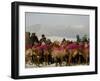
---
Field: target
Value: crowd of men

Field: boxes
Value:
[25,32,89,67]
[26,32,54,49]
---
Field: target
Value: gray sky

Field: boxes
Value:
[25,12,89,39]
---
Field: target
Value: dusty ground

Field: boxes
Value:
[25,62,88,68]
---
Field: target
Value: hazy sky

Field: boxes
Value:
[25,12,89,38]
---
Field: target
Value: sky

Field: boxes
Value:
[25,12,89,39]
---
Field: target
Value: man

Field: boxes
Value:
[25,32,32,49]
[30,33,39,46]
[40,34,46,44]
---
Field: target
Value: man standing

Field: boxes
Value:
[30,33,39,46]
[40,34,46,44]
